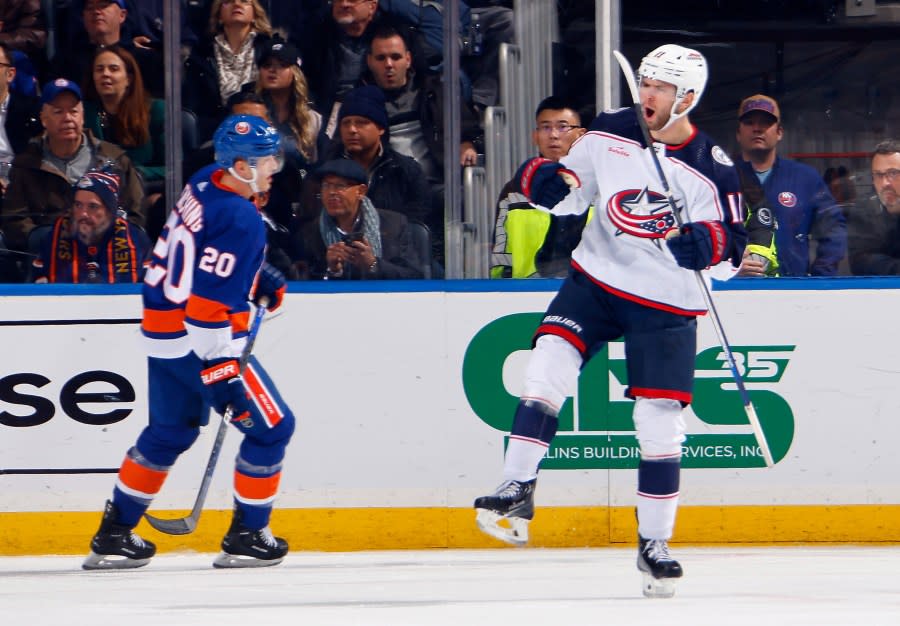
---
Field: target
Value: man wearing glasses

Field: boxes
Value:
[734,93,846,276]
[490,96,586,278]
[847,139,900,275]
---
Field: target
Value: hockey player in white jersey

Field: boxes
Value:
[474,45,747,598]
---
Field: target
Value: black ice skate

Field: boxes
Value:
[82,500,156,570]
[473,479,536,546]
[637,535,683,598]
[212,507,288,568]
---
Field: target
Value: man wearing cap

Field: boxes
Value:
[53,0,164,98]
[314,84,431,239]
[1,78,145,252]
[735,93,846,276]
[292,158,424,280]
[31,169,150,283]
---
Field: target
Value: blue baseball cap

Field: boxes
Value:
[41,78,83,106]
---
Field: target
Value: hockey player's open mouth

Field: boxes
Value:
[643,106,655,122]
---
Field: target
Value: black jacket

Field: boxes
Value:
[4,91,41,155]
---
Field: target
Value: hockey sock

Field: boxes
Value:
[113,446,171,527]
[503,399,559,481]
[233,454,283,529]
[636,457,680,539]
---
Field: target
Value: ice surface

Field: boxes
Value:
[2,546,898,626]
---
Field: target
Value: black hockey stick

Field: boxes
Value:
[143,300,269,535]
[612,50,775,468]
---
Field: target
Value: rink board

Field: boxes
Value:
[1,280,899,554]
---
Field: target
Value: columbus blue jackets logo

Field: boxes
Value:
[607,187,677,242]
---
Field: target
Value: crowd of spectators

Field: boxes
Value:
[0,1,896,283]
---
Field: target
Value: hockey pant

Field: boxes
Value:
[112,354,295,530]
[502,336,686,540]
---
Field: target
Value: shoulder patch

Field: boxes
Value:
[711,145,734,166]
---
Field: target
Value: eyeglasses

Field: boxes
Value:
[321,182,359,193]
[536,123,579,135]
[873,169,900,183]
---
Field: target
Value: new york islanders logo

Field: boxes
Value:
[607,187,677,243]
[778,191,797,207]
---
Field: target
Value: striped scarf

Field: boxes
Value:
[318,196,383,258]
[46,216,142,283]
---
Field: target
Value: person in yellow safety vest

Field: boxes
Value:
[491,96,588,278]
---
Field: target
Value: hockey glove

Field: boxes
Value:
[665,220,731,271]
[253,261,286,311]
[200,357,252,420]
[516,157,580,208]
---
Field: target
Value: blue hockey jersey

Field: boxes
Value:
[141,164,266,360]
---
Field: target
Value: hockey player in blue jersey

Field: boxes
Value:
[84,115,295,570]
[474,45,747,598]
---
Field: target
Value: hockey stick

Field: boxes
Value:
[143,300,269,535]
[612,50,775,468]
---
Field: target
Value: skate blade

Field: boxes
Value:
[212,552,284,569]
[475,509,529,546]
[82,551,151,571]
[641,572,677,598]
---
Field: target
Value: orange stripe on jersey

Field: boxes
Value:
[142,308,186,333]
[118,456,168,497]
[234,470,282,501]
[230,310,250,334]
[185,293,230,324]
[243,365,283,428]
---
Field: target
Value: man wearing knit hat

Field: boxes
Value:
[31,170,150,283]
[735,93,846,276]
[314,84,431,236]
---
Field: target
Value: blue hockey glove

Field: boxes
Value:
[200,358,252,420]
[516,157,580,207]
[253,262,285,311]
[665,220,731,270]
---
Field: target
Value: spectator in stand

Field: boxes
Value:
[252,37,325,229]
[734,94,846,276]
[490,96,587,278]
[292,158,423,280]
[458,0,514,111]
[1,78,145,251]
[31,169,149,283]
[302,0,380,137]
[182,0,274,144]
[128,0,198,55]
[0,42,41,198]
[364,21,482,265]
[53,0,164,99]
[0,1,47,60]
[83,44,166,187]
[312,85,431,237]
[847,140,900,275]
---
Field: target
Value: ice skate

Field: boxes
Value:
[82,500,156,570]
[637,535,683,598]
[473,479,536,546]
[212,507,288,568]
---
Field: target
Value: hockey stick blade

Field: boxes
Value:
[612,49,775,468]
[143,302,268,535]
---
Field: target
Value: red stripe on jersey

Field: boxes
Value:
[243,364,283,428]
[142,308,186,334]
[572,260,706,317]
[234,470,282,501]
[230,310,250,335]
[118,456,168,497]
[637,490,680,500]
[185,293,230,324]
[628,386,692,403]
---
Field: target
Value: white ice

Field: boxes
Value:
[2,546,899,626]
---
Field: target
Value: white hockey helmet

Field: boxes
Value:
[637,44,708,130]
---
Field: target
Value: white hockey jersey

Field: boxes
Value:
[549,107,745,315]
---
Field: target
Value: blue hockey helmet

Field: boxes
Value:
[213,114,282,169]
